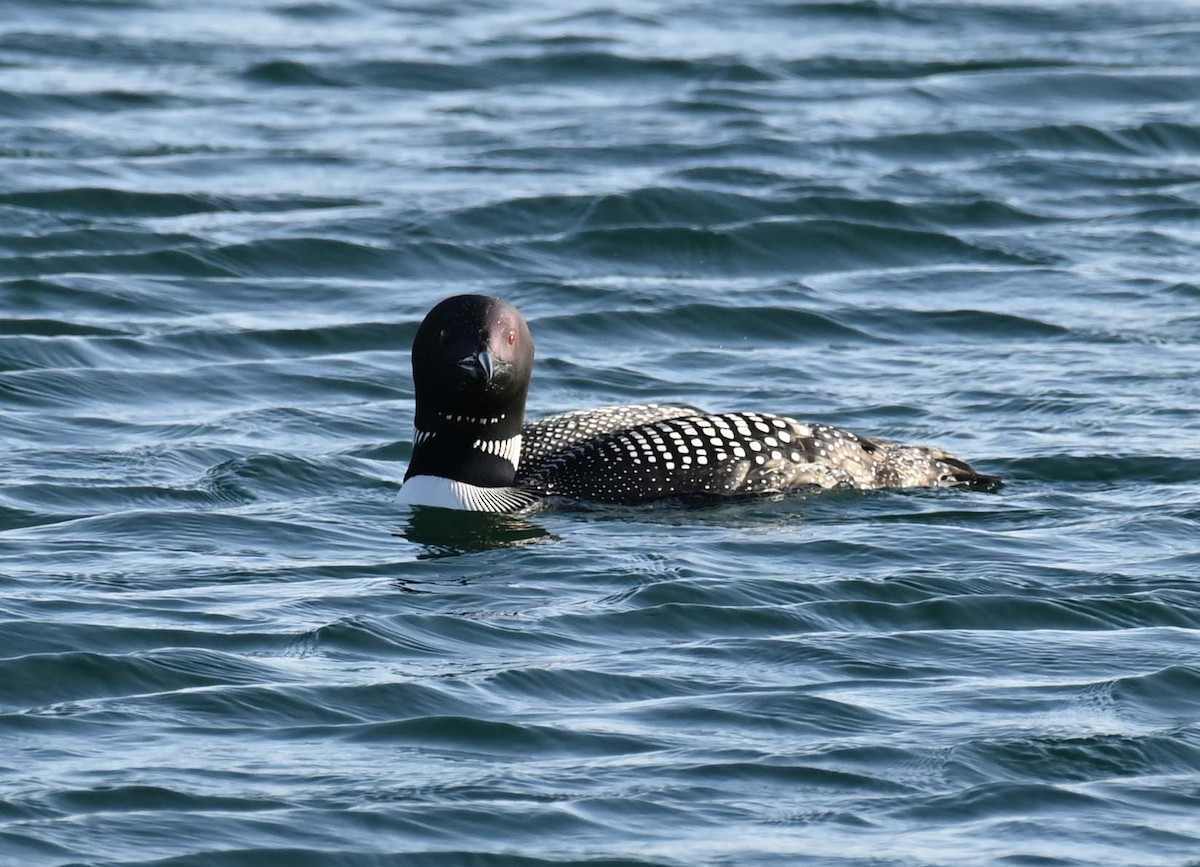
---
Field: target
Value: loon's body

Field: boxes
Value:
[398,295,998,512]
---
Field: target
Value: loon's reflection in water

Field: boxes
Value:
[397,506,555,559]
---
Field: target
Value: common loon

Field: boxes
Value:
[397,294,999,511]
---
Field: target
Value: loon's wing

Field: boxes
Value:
[518,411,999,504]
[518,403,700,473]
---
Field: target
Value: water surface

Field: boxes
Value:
[2,1,1200,865]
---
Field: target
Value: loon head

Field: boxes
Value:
[411,294,534,429]
[403,295,534,493]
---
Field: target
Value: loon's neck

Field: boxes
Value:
[399,408,535,512]
[404,406,524,487]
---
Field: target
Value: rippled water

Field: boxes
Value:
[3,1,1200,865]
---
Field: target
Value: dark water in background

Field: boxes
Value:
[2,0,1200,864]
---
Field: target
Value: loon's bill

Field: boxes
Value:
[398,294,1000,512]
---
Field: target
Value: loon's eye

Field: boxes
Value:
[507,330,516,346]
[438,329,449,345]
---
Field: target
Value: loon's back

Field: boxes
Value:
[517,406,997,505]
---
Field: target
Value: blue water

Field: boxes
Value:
[3,1,1200,865]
